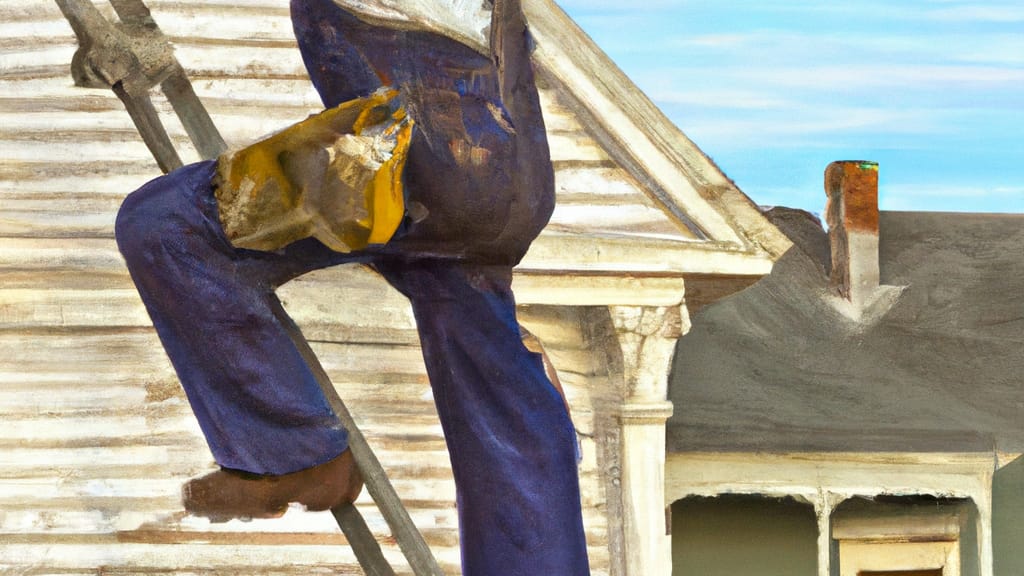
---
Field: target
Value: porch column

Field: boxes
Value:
[814,492,845,576]
[610,304,689,576]
[975,488,994,576]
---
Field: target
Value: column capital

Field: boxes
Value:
[608,305,689,402]
[609,305,688,340]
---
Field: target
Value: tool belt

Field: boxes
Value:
[213,89,413,253]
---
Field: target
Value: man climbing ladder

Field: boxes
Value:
[113,0,591,574]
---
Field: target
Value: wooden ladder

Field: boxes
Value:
[53,1,446,574]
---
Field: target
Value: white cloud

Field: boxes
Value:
[671,105,950,152]
[804,64,1023,88]
[673,29,1024,67]
[884,184,1024,199]
[925,5,1024,22]
[637,64,1024,94]
[644,89,794,110]
[947,34,1024,66]
[681,34,753,49]
[880,184,1024,212]
[555,0,690,12]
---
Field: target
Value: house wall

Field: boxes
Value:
[671,495,818,576]
[993,456,1024,576]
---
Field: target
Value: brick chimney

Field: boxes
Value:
[825,161,880,310]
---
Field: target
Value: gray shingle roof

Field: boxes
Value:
[668,209,1024,454]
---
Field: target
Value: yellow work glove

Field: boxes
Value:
[214,88,413,253]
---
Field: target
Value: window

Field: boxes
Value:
[833,498,967,576]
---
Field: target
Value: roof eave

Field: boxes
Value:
[515,234,773,307]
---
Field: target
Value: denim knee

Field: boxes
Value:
[115,161,217,271]
[116,181,167,271]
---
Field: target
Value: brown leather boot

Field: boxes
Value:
[182,449,363,522]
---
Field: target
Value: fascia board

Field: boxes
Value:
[520,232,776,276]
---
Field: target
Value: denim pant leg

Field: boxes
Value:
[378,259,591,576]
[115,160,363,475]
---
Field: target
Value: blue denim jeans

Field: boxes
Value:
[114,0,589,572]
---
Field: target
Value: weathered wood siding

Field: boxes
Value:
[0,0,698,245]
[0,0,707,573]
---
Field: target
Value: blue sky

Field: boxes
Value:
[559,1,1024,215]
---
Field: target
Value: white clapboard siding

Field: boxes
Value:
[0,0,706,255]
[0,0,685,574]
